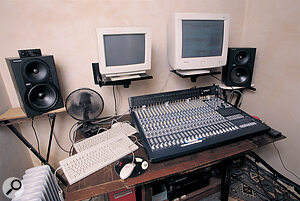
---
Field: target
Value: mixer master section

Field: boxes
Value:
[129,86,269,162]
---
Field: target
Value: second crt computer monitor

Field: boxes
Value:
[96,27,151,77]
[167,13,230,74]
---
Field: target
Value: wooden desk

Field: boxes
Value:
[65,115,285,201]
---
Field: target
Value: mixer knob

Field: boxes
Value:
[151,145,156,150]
[160,143,164,149]
[155,144,160,149]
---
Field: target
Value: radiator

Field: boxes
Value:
[12,165,63,201]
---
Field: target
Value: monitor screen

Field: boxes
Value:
[97,27,151,77]
[104,34,145,67]
[182,20,224,58]
[167,13,230,72]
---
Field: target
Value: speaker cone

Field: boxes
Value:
[24,59,50,82]
[234,50,251,65]
[27,84,58,110]
[230,66,250,85]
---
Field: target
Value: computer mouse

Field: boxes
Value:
[119,163,136,179]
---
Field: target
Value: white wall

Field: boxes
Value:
[0,0,299,185]
[240,0,300,184]
[0,0,246,168]
[0,74,33,201]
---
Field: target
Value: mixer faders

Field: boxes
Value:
[129,85,270,162]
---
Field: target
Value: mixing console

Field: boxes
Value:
[129,85,269,162]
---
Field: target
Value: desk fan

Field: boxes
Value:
[65,88,104,138]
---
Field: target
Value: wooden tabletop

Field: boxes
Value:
[65,115,286,201]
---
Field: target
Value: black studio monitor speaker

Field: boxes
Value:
[222,48,256,87]
[6,55,64,117]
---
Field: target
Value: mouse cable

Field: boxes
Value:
[54,166,64,194]
[273,142,300,181]
[128,143,136,164]
[116,85,121,113]
[210,74,222,82]
[31,117,40,155]
[159,71,172,92]
[129,135,144,148]
[93,109,130,125]
[113,85,118,115]
[229,90,243,107]
[68,121,81,144]
[47,116,69,153]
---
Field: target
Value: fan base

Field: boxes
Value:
[78,124,105,138]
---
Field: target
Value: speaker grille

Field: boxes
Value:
[23,59,50,82]
[222,48,256,87]
[6,55,64,117]
[27,84,58,110]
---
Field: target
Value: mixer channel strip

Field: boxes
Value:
[129,85,270,162]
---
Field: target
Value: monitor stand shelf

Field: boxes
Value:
[171,70,221,82]
[92,63,153,88]
[100,73,152,88]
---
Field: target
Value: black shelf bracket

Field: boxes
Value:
[171,70,221,82]
[92,63,153,88]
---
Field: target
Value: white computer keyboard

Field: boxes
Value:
[74,122,137,152]
[60,134,138,185]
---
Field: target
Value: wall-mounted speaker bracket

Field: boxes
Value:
[92,63,153,88]
[171,70,221,82]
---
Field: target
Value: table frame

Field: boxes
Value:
[65,114,285,201]
[0,107,67,186]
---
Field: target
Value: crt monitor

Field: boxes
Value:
[167,13,230,74]
[96,27,151,77]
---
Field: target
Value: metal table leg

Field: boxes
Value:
[46,114,56,162]
[220,159,233,201]
[4,120,67,186]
